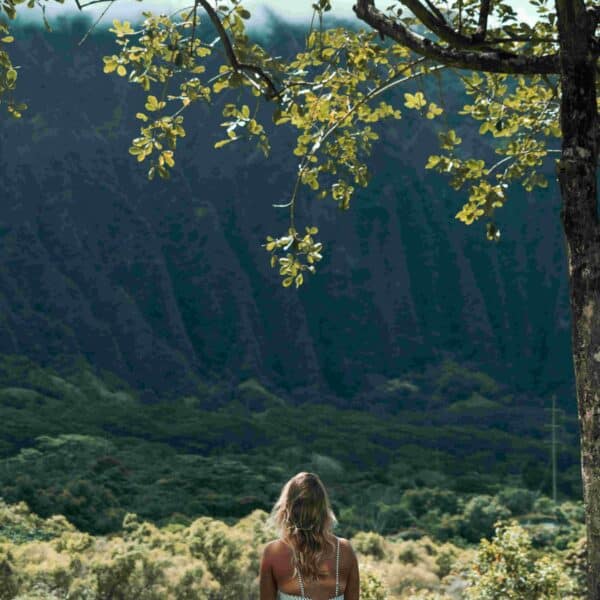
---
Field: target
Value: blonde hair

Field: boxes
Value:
[266,472,338,582]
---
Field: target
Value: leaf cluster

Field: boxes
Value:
[425,71,562,238]
[264,226,323,288]
[0,0,65,118]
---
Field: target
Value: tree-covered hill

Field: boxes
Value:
[0,355,582,538]
[0,17,573,404]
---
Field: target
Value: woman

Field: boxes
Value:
[259,472,360,600]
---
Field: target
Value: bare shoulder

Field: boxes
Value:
[262,539,284,558]
[263,539,294,562]
[337,536,355,551]
[336,537,358,563]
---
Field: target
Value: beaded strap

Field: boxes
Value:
[335,536,340,597]
[294,549,306,600]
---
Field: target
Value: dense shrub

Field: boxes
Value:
[563,536,587,598]
[360,570,389,600]
[352,531,387,560]
[494,487,536,515]
[0,547,19,600]
[400,488,460,519]
[464,520,575,599]
[458,495,511,543]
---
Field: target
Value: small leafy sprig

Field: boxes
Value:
[264,226,323,288]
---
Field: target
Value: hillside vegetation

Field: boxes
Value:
[0,498,588,599]
[0,354,589,597]
[0,355,582,537]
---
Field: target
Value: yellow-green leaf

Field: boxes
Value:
[145,95,165,112]
[404,91,426,110]
[426,102,443,119]
[425,155,441,169]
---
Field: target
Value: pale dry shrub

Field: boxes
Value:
[399,588,454,600]
[396,539,438,573]
[352,531,388,560]
[386,562,440,595]
[15,541,73,591]
[434,543,460,579]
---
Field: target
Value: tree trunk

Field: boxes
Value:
[556,2,600,598]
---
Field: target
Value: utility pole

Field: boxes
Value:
[543,393,564,504]
[551,394,557,504]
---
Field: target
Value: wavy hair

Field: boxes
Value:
[266,471,338,582]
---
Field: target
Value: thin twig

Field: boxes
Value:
[486,148,560,176]
[77,0,115,46]
[76,0,117,9]
[189,0,199,57]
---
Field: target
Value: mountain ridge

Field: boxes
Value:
[0,20,574,404]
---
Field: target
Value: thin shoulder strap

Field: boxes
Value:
[294,548,306,600]
[335,536,340,597]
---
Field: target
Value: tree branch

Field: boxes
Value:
[474,0,491,41]
[397,0,484,48]
[422,0,447,26]
[74,0,117,8]
[589,5,600,29]
[197,0,280,99]
[353,0,561,74]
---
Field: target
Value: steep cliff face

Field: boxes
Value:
[0,21,573,401]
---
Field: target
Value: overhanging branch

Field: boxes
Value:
[353,0,561,74]
[197,0,280,99]
[398,0,489,48]
[422,0,447,26]
[76,0,282,99]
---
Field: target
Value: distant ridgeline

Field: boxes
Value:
[0,16,573,406]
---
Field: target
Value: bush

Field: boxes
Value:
[387,562,439,595]
[187,517,241,584]
[435,543,459,579]
[400,488,459,519]
[495,487,536,515]
[396,539,436,567]
[559,501,585,524]
[458,495,511,543]
[360,570,388,600]
[563,536,587,598]
[0,547,19,600]
[532,496,558,516]
[464,520,575,599]
[352,531,387,560]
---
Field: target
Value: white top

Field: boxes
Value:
[277,536,343,600]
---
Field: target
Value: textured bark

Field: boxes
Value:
[556,1,600,598]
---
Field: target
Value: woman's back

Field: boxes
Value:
[278,535,343,600]
[263,534,359,600]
